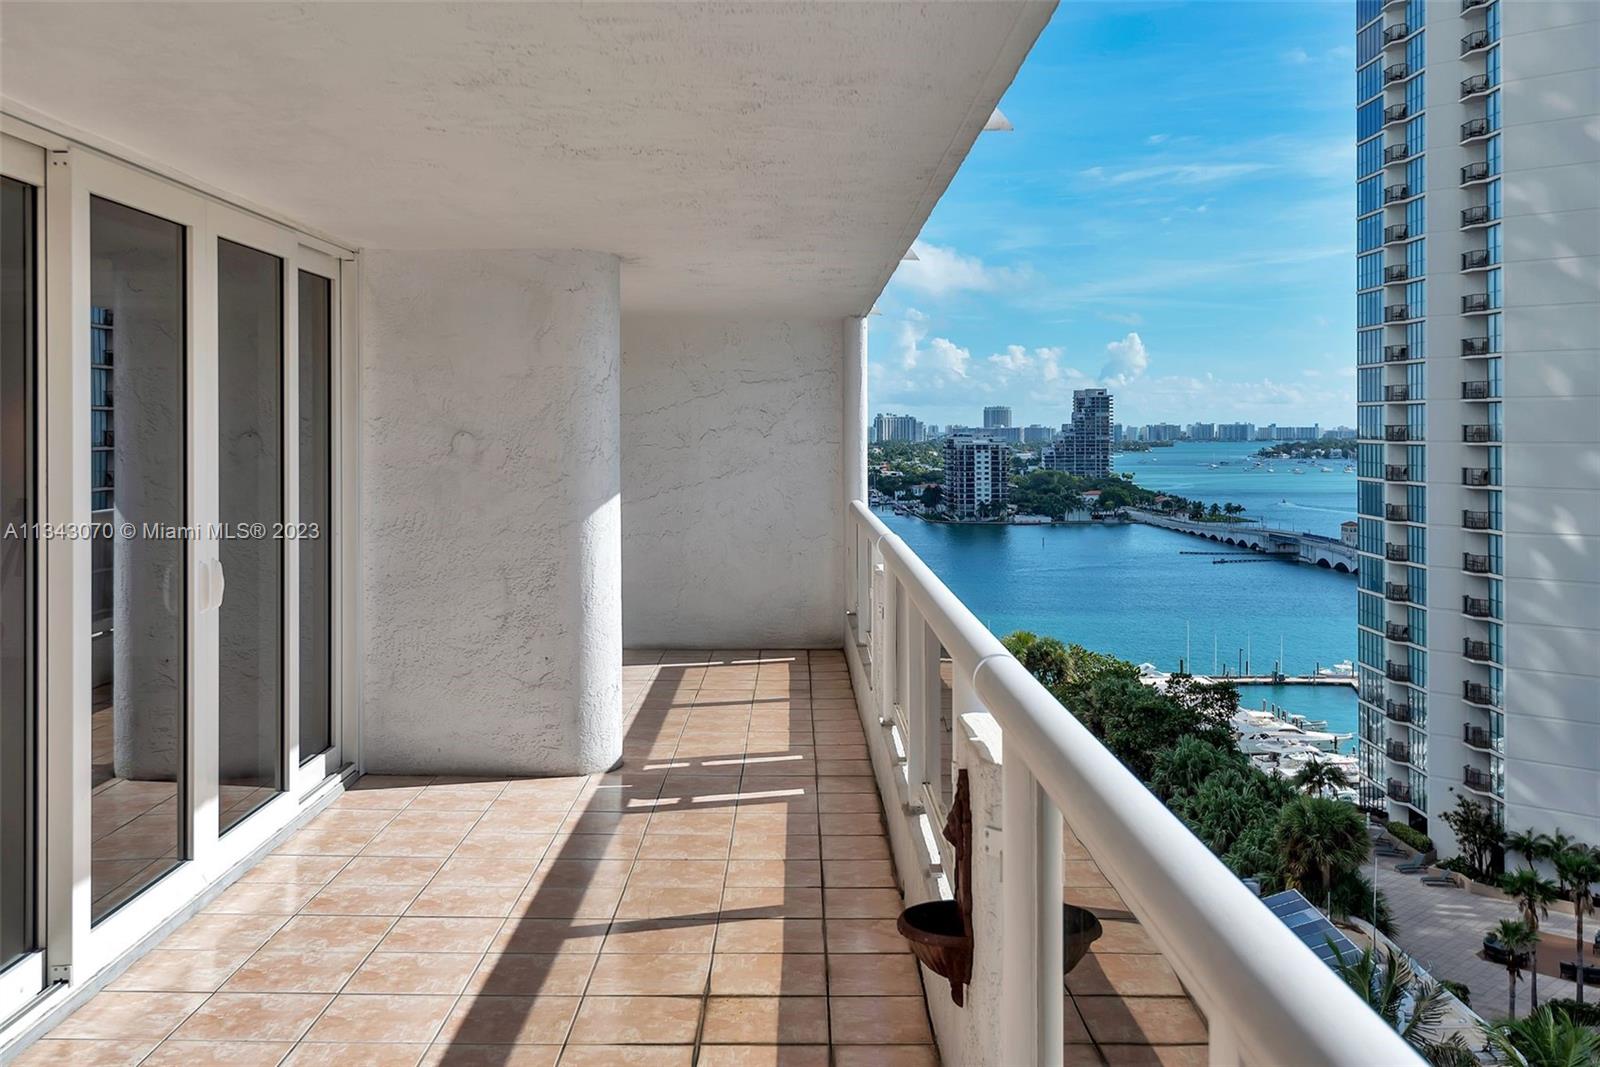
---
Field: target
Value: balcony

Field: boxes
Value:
[1462,380,1492,400]
[1385,62,1411,84]
[1383,184,1411,205]
[1461,160,1490,183]
[1383,223,1410,243]
[1461,248,1492,270]
[1383,22,1411,44]
[1384,464,1410,483]
[1384,424,1410,441]
[1383,263,1409,283]
[1383,143,1410,164]
[1463,552,1493,573]
[1460,117,1491,142]
[1385,661,1411,683]
[1383,384,1409,402]
[1463,594,1493,617]
[1462,511,1493,531]
[1385,621,1412,641]
[1464,725,1494,750]
[1461,0,1489,11]
[1383,305,1414,324]
[1463,467,1493,487]
[1386,779,1412,803]
[1384,543,1410,564]
[1460,74,1492,98]
[1462,336,1492,356]
[1462,766,1494,794]
[1464,681,1498,706]
[1385,701,1414,724]
[1386,741,1411,763]
[1462,293,1493,313]
[1463,423,1497,443]
[1461,29,1491,54]
[1463,638,1493,662]
[1385,504,1411,522]
[1383,102,1409,124]
[1461,204,1493,227]
[1383,343,1411,362]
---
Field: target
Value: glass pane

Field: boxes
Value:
[297,271,332,761]
[90,195,186,922]
[218,239,283,833]
[1,175,38,967]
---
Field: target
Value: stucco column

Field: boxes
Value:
[844,315,868,635]
[362,249,622,776]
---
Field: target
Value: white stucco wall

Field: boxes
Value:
[361,249,622,776]
[620,315,845,648]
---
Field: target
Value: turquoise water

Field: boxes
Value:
[876,441,1359,736]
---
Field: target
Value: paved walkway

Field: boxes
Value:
[1373,855,1581,1019]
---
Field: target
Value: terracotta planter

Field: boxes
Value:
[898,900,973,1006]
[1063,904,1104,973]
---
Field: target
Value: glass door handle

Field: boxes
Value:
[208,558,225,611]
[197,557,225,612]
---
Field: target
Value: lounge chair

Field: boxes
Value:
[1421,874,1458,887]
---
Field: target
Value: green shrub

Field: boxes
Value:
[1386,821,1434,854]
[1438,979,1470,1007]
[1543,997,1600,1028]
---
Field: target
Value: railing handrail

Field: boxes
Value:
[847,501,1416,1066]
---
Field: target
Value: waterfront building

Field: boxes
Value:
[1352,0,1599,850]
[1042,388,1114,477]
[982,404,1012,429]
[871,411,925,443]
[1022,423,1055,444]
[1273,424,1322,441]
[1188,422,1216,441]
[1216,422,1256,442]
[1146,422,1181,443]
[943,432,1011,518]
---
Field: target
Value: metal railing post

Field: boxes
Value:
[1002,755,1064,1067]
[905,604,928,788]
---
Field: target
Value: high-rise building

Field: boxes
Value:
[1216,422,1255,442]
[1042,389,1113,478]
[1146,422,1180,443]
[1188,423,1216,442]
[1353,0,1599,849]
[982,405,1012,429]
[1022,424,1055,445]
[870,412,924,443]
[942,433,1010,519]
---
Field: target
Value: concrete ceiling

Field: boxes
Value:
[1,2,1053,315]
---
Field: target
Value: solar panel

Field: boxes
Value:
[1261,889,1362,966]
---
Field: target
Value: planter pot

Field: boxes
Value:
[898,900,973,1006]
[1063,904,1104,973]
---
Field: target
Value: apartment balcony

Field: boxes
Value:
[1460,117,1491,143]
[1383,223,1410,243]
[1386,779,1412,804]
[1383,102,1409,125]
[1383,464,1411,483]
[1461,29,1492,54]
[1461,380,1492,400]
[1463,725,1495,751]
[1385,621,1412,641]
[1382,184,1411,206]
[1461,160,1491,183]
[1383,22,1411,44]
[1383,305,1415,324]
[1462,335,1492,355]
[1463,552,1493,574]
[1463,594,1494,617]
[1383,384,1410,402]
[1382,264,1409,284]
[1463,638,1493,662]
[1383,424,1411,441]
[1382,143,1410,164]
[1386,741,1411,763]
[1462,511,1493,531]
[1461,0,1489,12]
[1460,74,1492,99]
[1385,504,1412,522]
[1384,661,1411,683]
[1385,701,1414,724]
[1462,293,1494,314]
[1461,248,1493,270]
[1384,62,1411,84]
[1461,204,1493,227]
[1462,766,1495,795]
[1464,681,1499,707]
[1383,343,1411,362]
[1463,423,1498,443]
[1463,467,1494,487]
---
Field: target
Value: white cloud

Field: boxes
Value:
[1100,333,1150,386]
[1082,162,1270,187]
[1145,133,1170,145]
[988,345,1033,373]
[893,240,1025,297]
[929,337,972,379]
[1282,47,1311,65]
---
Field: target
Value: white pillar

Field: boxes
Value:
[844,316,868,637]
[361,249,622,776]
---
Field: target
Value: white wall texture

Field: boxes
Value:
[361,249,622,776]
[620,315,845,648]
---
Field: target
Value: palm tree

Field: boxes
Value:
[1505,828,1545,869]
[1489,918,1537,1019]
[1292,757,1353,798]
[1481,1004,1600,1067]
[1502,867,1558,1009]
[1553,845,1600,1005]
[1275,795,1370,908]
[1332,942,1474,1065]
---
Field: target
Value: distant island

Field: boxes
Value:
[1254,437,1357,460]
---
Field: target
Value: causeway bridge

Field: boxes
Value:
[1127,509,1359,574]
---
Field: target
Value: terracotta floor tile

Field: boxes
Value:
[303,882,422,916]
[361,829,468,859]
[1075,995,1208,1046]
[725,861,822,888]
[528,859,634,889]
[202,881,321,915]
[141,1040,293,1065]
[719,887,823,919]
[419,1045,559,1066]
[408,884,523,918]
[237,855,349,886]
[820,860,896,888]
[729,835,820,861]
[826,953,924,996]
[555,1047,693,1067]
[701,996,828,1044]
[833,1047,941,1067]
[696,1046,829,1067]
[222,949,367,993]
[714,918,824,954]
[379,916,503,954]
[346,952,482,995]
[51,992,208,1041]
[170,992,331,1043]
[613,884,722,920]
[108,948,252,992]
[825,918,907,954]
[827,997,932,1045]
[282,1043,428,1066]
[162,913,287,952]
[1066,952,1186,998]
[601,919,717,955]
[333,857,446,886]
[437,994,581,1045]
[566,996,701,1045]
[823,888,903,919]
[264,915,395,955]
[1097,1045,1207,1066]
[305,993,457,1044]
[493,918,609,955]
[625,859,726,888]
[585,951,711,995]
[710,953,827,996]
[466,953,598,996]
[11,1040,157,1066]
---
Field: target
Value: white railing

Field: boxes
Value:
[845,501,1418,1067]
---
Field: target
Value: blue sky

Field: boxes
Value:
[868,0,1357,430]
